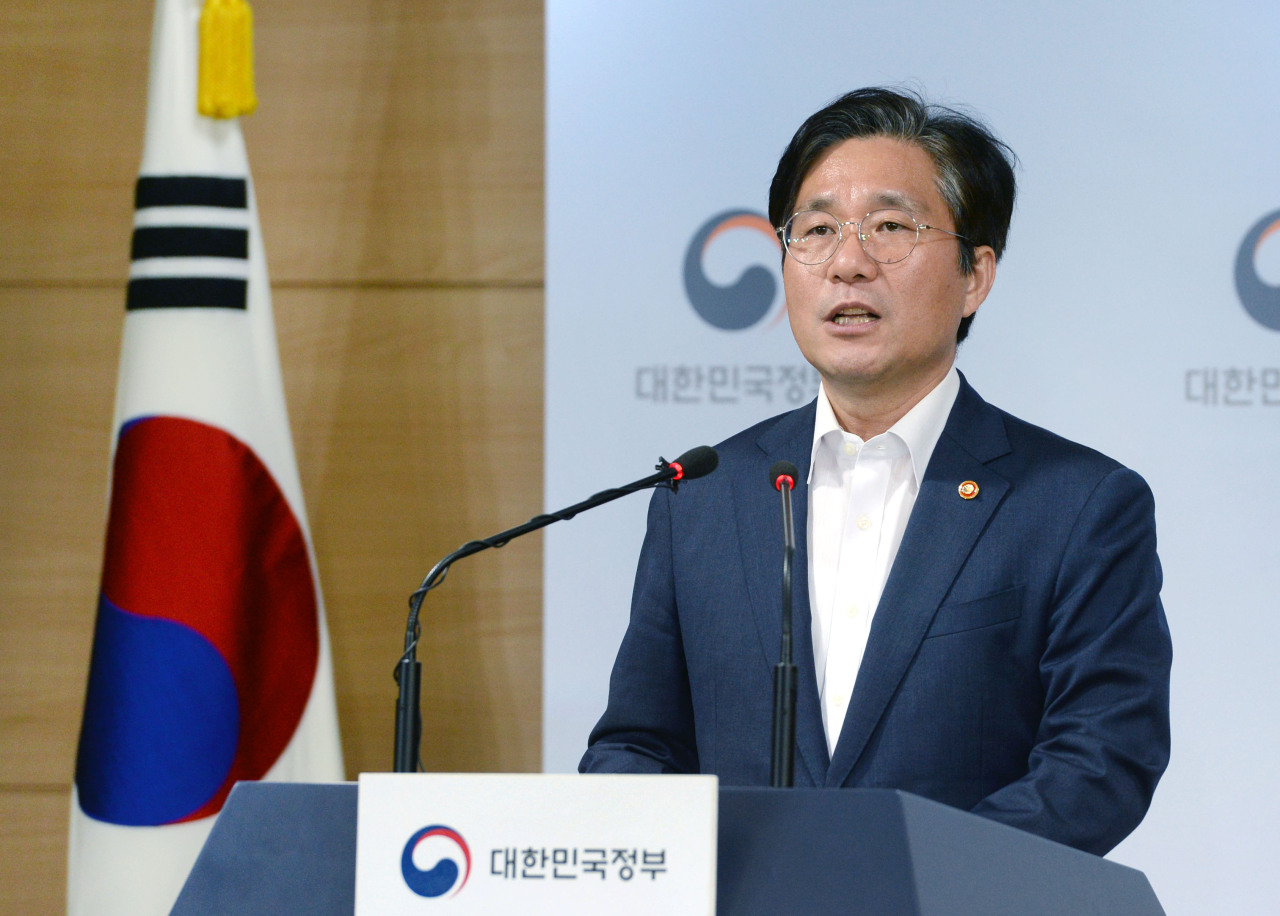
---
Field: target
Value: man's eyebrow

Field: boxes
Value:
[793,189,928,215]
[795,193,840,213]
[871,190,926,212]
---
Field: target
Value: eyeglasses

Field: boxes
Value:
[776,208,968,266]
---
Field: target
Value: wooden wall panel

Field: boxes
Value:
[0,287,545,784]
[0,1,149,282]
[275,287,543,776]
[1,0,546,903]
[0,290,545,891]
[0,290,118,787]
[0,789,70,914]
[247,0,544,284]
[0,0,543,285]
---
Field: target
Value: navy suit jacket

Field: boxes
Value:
[580,376,1172,856]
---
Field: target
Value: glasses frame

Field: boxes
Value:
[775,207,969,266]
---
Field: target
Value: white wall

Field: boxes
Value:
[546,4,1280,911]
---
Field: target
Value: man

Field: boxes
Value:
[580,88,1171,857]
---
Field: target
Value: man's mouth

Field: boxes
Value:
[831,306,878,326]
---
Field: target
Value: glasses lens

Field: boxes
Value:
[784,210,841,265]
[858,209,919,264]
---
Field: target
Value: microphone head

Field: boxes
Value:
[769,460,800,491]
[669,445,719,481]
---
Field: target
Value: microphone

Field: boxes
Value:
[667,445,718,483]
[393,445,719,773]
[769,460,799,788]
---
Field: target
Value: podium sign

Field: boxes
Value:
[355,773,718,915]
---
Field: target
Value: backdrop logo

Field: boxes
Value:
[401,825,472,899]
[1235,209,1280,331]
[683,209,783,330]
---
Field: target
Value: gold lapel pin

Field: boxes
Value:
[958,480,979,500]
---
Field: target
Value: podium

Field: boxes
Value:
[170,781,1164,915]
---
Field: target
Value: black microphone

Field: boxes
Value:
[667,444,719,483]
[393,445,719,773]
[771,461,799,493]
[769,459,799,788]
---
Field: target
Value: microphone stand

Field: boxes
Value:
[394,451,714,773]
[770,467,798,788]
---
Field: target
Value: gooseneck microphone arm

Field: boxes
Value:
[393,445,719,773]
[769,460,800,788]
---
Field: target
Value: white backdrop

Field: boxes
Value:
[545,3,1280,911]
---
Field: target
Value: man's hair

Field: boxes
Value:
[768,87,1017,343]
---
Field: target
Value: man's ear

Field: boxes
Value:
[963,245,997,317]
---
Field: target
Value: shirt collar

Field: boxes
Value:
[808,365,960,485]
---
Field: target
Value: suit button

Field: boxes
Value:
[856,514,872,530]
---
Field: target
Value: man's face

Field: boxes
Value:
[782,135,994,412]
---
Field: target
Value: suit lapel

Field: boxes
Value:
[825,377,1012,787]
[733,402,829,786]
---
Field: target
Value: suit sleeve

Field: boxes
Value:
[578,486,700,774]
[969,467,1172,855]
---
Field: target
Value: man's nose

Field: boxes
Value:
[826,223,878,281]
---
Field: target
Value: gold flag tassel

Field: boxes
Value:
[198,0,258,118]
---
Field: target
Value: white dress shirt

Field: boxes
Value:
[807,367,960,756]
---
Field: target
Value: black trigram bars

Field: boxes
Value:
[126,176,250,311]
